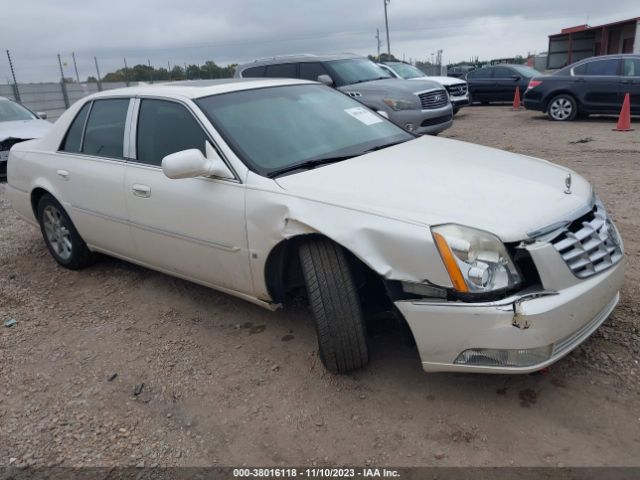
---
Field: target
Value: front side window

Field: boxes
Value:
[136,99,208,166]
[469,68,492,79]
[385,62,426,79]
[623,58,640,76]
[325,58,391,86]
[82,99,130,159]
[196,84,412,177]
[0,100,36,122]
[574,59,619,76]
[265,63,296,78]
[60,102,91,153]
[299,62,329,81]
[492,67,513,79]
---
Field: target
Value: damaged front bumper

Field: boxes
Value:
[395,255,625,374]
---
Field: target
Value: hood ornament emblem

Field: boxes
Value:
[564,173,572,194]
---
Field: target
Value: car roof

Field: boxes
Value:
[85,78,314,100]
[236,53,362,71]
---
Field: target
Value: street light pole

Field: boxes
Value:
[383,0,391,56]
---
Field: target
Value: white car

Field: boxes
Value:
[378,62,470,114]
[6,79,624,375]
[1,97,51,178]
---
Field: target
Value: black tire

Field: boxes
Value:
[452,106,460,115]
[547,94,578,121]
[299,238,369,374]
[37,193,95,270]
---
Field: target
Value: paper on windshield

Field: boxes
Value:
[344,107,383,126]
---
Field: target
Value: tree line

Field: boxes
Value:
[89,61,237,83]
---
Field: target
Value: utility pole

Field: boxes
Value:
[94,56,102,91]
[6,50,20,102]
[57,54,70,108]
[167,61,172,81]
[147,59,153,83]
[375,28,381,59]
[123,58,130,86]
[72,52,80,83]
[383,0,391,56]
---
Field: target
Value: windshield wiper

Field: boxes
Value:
[268,155,355,178]
[268,140,412,178]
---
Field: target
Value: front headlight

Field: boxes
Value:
[383,98,418,111]
[431,224,521,294]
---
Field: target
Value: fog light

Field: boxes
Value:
[454,345,553,367]
[405,123,415,132]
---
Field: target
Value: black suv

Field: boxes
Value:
[524,54,640,121]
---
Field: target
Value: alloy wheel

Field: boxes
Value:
[42,205,73,260]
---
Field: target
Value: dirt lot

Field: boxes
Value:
[1,106,639,468]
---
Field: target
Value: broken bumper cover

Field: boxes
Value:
[395,257,625,374]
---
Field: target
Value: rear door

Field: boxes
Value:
[55,98,134,257]
[572,57,621,113]
[621,57,640,114]
[467,68,494,102]
[124,97,252,294]
[492,66,520,101]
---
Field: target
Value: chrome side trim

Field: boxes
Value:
[408,289,559,308]
[70,204,240,253]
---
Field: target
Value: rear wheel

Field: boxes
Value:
[37,194,95,269]
[547,94,577,121]
[299,238,369,374]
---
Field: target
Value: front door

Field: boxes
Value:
[492,66,520,102]
[124,98,253,295]
[621,57,640,114]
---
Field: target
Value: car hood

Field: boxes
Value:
[409,76,466,86]
[275,136,592,242]
[0,119,51,143]
[339,78,444,95]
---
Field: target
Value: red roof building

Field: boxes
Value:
[547,17,639,69]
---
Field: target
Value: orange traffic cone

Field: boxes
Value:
[512,87,521,110]
[613,93,633,132]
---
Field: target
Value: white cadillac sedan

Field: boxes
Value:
[6,79,625,375]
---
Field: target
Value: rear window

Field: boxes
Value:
[241,66,265,78]
[574,59,619,76]
[265,63,297,78]
[82,99,129,159]
[60,102,91,153]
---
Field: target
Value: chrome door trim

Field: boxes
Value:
[124,98,139,160]
[70,204,241,253]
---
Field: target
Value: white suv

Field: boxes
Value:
[7,79,624,375]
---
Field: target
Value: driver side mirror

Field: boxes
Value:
[162,142,234,180]
[317,74,334,87]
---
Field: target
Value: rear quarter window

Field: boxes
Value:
[60,102,91,153]
[241,66,266,77]
[265,63,297,78]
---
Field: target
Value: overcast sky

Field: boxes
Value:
[2,0,638,82]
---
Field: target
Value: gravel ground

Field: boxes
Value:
[1,106,639,468]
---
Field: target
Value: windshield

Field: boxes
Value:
[196,84,412,177]
[326,58,392,86]
[386,63,426,79]
[511,65,540,77]
[0,100,36,122]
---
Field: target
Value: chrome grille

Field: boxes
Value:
[417,89,449,109]
[549,201,623,279]
[446,84,468,97]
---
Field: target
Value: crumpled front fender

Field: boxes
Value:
[245,175,453,300]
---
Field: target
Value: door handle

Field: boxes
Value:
[132,184,151,198]
[56,169,69,180]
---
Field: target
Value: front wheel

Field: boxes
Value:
[299,238,369,374]
[37,193,95,269]
[547,94,577,121]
